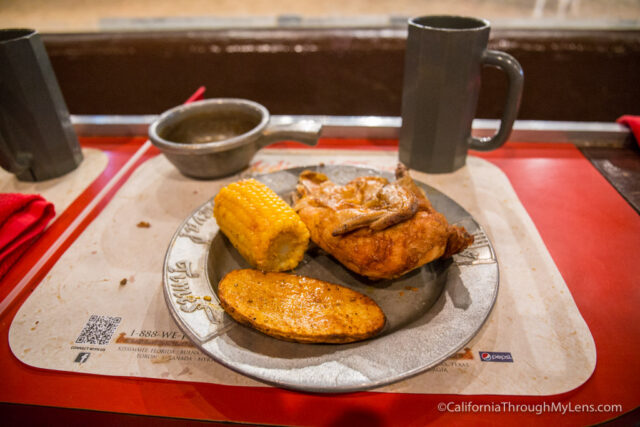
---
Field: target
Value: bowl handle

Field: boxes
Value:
[257,120,322,149]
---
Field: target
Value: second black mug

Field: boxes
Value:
[399,16,524,173]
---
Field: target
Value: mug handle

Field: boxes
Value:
[256,120,322,149]
[468,50,524,151]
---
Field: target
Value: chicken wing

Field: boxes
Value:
[293,164,473,280]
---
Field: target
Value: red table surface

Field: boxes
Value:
[0,137,638,426]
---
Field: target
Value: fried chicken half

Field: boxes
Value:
[293,164,474,280]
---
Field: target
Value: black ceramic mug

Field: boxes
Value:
[399,16,523,173]
[0,29,82,181]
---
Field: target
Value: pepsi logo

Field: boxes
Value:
[478,351,514,362]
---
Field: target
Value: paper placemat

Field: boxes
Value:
[9,150,596,395]
[0,148,108,220]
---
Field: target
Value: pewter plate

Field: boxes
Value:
[163,165,498,393]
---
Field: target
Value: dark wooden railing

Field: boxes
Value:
[43,28,640,121]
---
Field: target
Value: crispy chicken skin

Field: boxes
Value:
[293,164,474,280]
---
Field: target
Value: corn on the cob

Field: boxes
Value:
[213,179,310,272]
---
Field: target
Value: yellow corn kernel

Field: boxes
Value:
[213,179,310,272]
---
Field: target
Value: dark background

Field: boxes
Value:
[43,28,640,121]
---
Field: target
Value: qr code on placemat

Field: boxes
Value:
[76,315,122,345]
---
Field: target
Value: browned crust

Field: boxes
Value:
[301,209,458,280]
[294,166,474,280]
[443,225,475,258]
[218,269,386,344]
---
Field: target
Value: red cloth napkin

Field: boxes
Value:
[616,115,640,147]
[0,194,55,279]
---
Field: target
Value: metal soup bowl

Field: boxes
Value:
[149,98,321,179]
